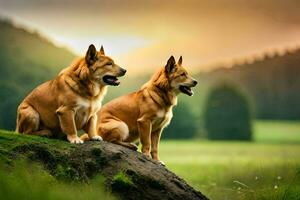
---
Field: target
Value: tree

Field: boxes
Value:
[203,83,253,140]
[162,102,198,139]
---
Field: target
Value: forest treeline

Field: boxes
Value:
[0,19,299,139]
[199,48,300,120]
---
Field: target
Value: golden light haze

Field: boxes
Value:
[1,0,300,75]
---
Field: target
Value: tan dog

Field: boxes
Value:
[16,44,126,143]
[82,56,197,163]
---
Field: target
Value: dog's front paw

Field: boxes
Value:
[158,160,165,166]
[91,135,103,141]
[153,159,165,166]
[68,136,84,144]
[142,152,151,158]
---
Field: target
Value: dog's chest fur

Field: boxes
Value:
[74,90,105,129]
[152,108,173,131]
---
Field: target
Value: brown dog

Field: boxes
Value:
[16,44,126,143]
[82,56,197,163]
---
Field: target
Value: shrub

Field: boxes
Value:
[203,83,253,140]
[162,102,198,139]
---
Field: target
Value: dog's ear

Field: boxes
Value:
[99,45,105,55]
[165,56,176,74]
[178,56,182,65]
[85,44,97,66]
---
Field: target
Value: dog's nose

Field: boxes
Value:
[193,80,198,86]
[120,68,127,75]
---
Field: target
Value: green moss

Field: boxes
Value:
[113,171,134,187]
[0,130,80,180]
[91,148,102,157]
[54,164,75,181]
[0,130,74,150]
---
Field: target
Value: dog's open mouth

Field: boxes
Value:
[179,85,194,96]
[103,75,120,86]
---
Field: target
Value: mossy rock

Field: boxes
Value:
[0,130,208,200]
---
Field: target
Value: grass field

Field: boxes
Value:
[159,120,300,200]
[254,120,300,143]
[1,120,299,200]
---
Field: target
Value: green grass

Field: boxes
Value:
[159,120,300,200]
[0,160,116,200]
[160,141,300,200]
[254,120,300,143]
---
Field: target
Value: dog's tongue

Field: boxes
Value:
[180,86,193,96]
[108,77,120,84]
[114,79,120,85]
[184,87,193,96]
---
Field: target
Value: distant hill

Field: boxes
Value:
[197,49,300,120]
[0,19,76,130]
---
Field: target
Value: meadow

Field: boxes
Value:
[0,120,299,200]
[160,120,300,200]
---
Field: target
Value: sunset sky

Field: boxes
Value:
[0,0,300,74]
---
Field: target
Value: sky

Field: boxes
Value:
[0,0,300,74]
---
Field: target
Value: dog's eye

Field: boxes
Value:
[106,62,113,66]
[181,72,186,76]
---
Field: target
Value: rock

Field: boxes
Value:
[0,131,208,200]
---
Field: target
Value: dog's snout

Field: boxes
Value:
[120,68,127,76]
[193,80,198,86]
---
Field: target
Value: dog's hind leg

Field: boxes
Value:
[30,129,53,137]
[99,120,138,151]
[16,103,52,137]
[113,141,138,151]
